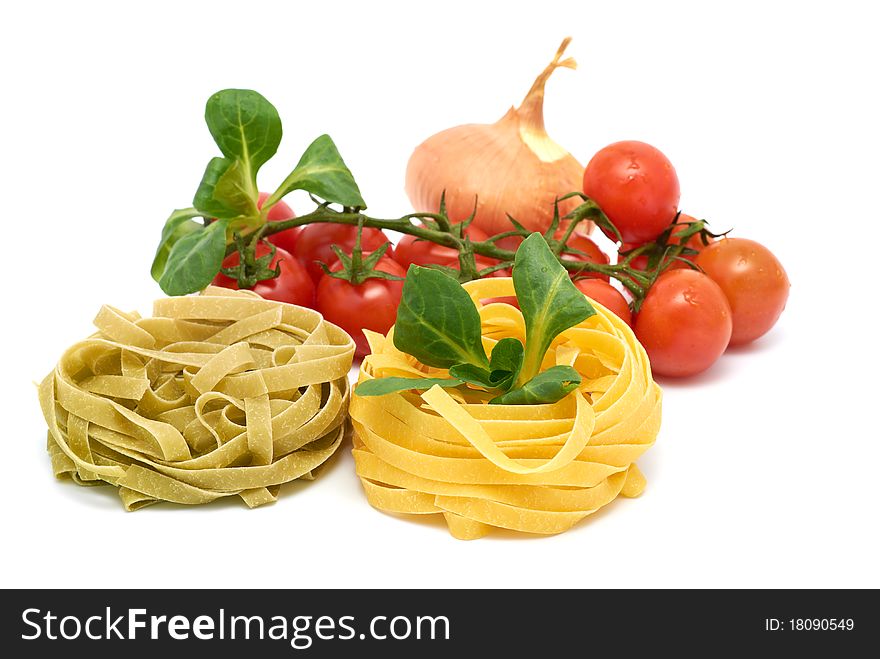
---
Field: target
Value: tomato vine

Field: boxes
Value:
[151,88,722,312]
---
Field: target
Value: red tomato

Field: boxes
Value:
[583,141,680,243]
[213,243,315,307]
[556,230,609,281]
[634,269,732,377]
[695,238,789,346]
[394,223,489,268]
[316,256,406,358]
[494,235,524,252]
[293,225,391,284]
[261,192,301,255]
[574,280,632,326]
[443,254,510,278]
[481,295,520,308]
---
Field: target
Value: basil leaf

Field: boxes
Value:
[204,89,281,175]
[158,219,229,296]
[487,337,524,391]
[354,377,463,397]
[151,208,204,282]
[265,134,366,209]
[513,233,595,385]
[490,366,581,405]
[193,157,260,219]
[448,363,494,389]
[393,266,489,370]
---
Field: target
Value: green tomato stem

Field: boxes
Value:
[228,199,705,308]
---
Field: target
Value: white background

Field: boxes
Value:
[1,0,878,589]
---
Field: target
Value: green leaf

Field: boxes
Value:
[204,89,281,175]
[490,366,581,405]
[158,219,229,296]
[448,339,523,392]
[193,157,250,218]
[265,134,366,209]
[193,158,259,219]
[393,265,489,370]
[192,90,279,220]
[213,159,259,216]
[487,337,524,391]
[151,208,204,282]
[448,363,494,389]
[513,233,595,386]
[354,377,463,397]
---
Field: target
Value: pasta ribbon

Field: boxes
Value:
[39,286,355,510]
[351,277,661,539]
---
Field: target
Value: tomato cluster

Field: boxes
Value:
[210,162,789,378]
[209,194,399,358]
[583,140,790,378]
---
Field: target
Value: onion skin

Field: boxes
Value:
[405,39,587,237]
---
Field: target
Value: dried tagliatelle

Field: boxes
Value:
[351,274,661,540]
[39,286,355,510]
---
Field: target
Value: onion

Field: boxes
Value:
[405,38,587,237]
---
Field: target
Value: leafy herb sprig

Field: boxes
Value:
[355,233,593,405]
[151,89,719,310]
[151,89,364,296]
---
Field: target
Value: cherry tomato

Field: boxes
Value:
[213,243,315,307]
[316,256,406,358]
[261,192,301,255]
[583,140,680,243]
[495,236,524,253]
[695,238,789,346]
[574,279,632,326]
[293,224,391,284]
[394,223,489,268]
[443,254,510,277]
[556,230,609,281]
[634,269,732,377]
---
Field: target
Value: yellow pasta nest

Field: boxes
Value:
[351,277,661,539]
[39,286,355,510]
